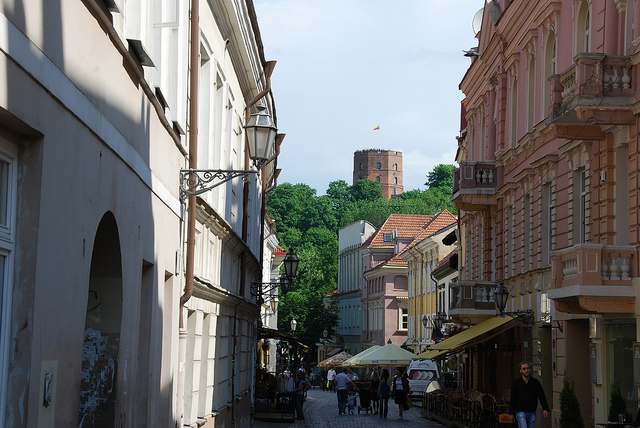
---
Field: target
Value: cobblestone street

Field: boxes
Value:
[253,389,446,428]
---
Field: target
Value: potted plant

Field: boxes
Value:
[608,383,632,423]
[560,375,583,428]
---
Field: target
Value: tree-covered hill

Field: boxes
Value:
[265,164,457,358]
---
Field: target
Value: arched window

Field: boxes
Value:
[527,56,536,131]
[626,0,636,53]
[376,176,380,182]
[392,188,396,195]
[544,33,557,119]
[377,162,381,170]
[394,177,398,184]
[359,163,363,170]
[394,164,398,170]
[510,74,518,147]
[577,2,590,53]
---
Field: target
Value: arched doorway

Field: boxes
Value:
[78,212,123,426]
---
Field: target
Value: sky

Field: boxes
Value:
[253,0,483,195]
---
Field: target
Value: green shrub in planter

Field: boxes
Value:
[560,376,583,428]
[608,383,631,423]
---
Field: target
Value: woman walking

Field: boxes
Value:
[369,370,380,415]
[391,368,411,419]
[378,368,390,418]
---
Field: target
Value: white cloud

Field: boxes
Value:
[254,0,481,194]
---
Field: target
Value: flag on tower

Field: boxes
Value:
[373,125,380,131]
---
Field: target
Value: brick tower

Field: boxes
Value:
[353,149,403,200]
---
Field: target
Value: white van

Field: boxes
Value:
[407,359,440,396]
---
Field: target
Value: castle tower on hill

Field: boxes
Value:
[353,149,403,200]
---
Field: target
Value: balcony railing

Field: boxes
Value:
[549,53,635,127]
[449,280,497,315]
[451,161,498,211]
[549,244,637,314]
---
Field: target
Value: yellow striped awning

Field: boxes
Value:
[415,316,515,360]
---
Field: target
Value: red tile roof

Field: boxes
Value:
[365,210,458,272]
[363,214,435,247]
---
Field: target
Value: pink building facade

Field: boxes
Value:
[452,0,640,425]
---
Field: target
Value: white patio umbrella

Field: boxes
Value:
[317,351,352,367]
[342,345,381,366]
[348,343,415,367]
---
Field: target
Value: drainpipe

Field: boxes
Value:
[181,0,200,327]
[178,0,200,424]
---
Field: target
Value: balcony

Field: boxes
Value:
[449,280,497,318]
[451,161,498,211]
[548,53,635,139]
[549,244,637,314]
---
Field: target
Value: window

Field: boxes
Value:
[377,162,381,170]
[376,176,380,182]
[399,308,408,331]
[576,2,591,54]
[0,136,17,423]
[394,177,398,184]
[579,169,587,243]
[510,74,518,147]
[544,34,557,118]
[383,233,393,242]
[527,56,536,131]
[392,188,396,195]
[584,10,590,53]
[541,183,553,266]
[359,163,363,170]
[626,0,636,53]
[394,164,398,171]
[605,320,636,414]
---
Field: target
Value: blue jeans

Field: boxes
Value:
[337,389,347,414]
[516,411,537,428]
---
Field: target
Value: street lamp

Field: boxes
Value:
[433,312,446,331]
[269,294,279,313]
[290,318,298,333]
[494,281,534,324]
[422,314,429,329]
[323,328,328,339]
[179,104,277,202]
[245,105,278,164]
[250,249,299,305]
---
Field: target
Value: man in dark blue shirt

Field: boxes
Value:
[509,361,550,428]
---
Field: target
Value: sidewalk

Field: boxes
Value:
[253,388,446,427]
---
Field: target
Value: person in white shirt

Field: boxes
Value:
[327,368,337,392]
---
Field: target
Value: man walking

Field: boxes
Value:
[336,368,356,415]
[510,361,550,428]
[327,367,336,392]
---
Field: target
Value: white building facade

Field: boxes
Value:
[336,221,376,354]
[0,0,281,427]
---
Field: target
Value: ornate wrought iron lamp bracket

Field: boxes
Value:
[180,169,258,203]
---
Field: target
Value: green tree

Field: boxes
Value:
[560,375,584,428]
[278,245,339,355]
[326,180,352,207]
[609,383,632,423]
[340,198,392,229]
[266,182,317,232]
[351,179,383,201]
[426,164,456,189]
